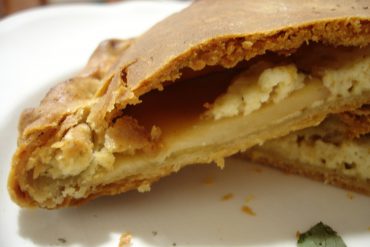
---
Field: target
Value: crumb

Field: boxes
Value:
[138,182,151,192]
[244,194,255,204]
[241,205,256,216]
[221,193,234,201]
[118,232,132,247]
[346,192,354,200]
[172,242,177,246]
[241,194,256,216]
[215,158,225,169]
[202,176,214,185]
[152,231,158,236]
[296,231,301,240]
[57,238,67,244]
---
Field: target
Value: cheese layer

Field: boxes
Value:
[251,117,370,180]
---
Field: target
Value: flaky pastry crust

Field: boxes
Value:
[8,0,370,208]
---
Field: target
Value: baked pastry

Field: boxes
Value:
[8,0,370,208]
[244,106,370,195]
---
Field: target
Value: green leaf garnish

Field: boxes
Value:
[297,222,347,247]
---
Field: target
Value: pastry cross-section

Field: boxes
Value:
[8,0,370,208]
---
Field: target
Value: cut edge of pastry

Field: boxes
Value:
[242,108,370,195]
[8,5,370,208]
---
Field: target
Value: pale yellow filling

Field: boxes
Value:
[205,62,305,119]
[206,47,370,120]
[323,56,370,98]
[256,124,370,180]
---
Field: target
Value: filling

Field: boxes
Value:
[250,107,370,180]
[24,44,370,206]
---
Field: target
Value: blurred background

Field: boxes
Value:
[1,0,105,17]
[0,0,189,17]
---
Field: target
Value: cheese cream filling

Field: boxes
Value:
[251,117,370,180]
[25,45,370,204]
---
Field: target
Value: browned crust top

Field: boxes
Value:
[120,0,370,90]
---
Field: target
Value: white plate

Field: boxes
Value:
[0,1,369,246]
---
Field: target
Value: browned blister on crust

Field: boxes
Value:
[8,0,370,208]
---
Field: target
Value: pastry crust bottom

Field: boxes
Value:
[242,149,370,196]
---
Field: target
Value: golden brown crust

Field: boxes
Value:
[90,0,370,135]
[119,0,370,91]
[8,0,370,208]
